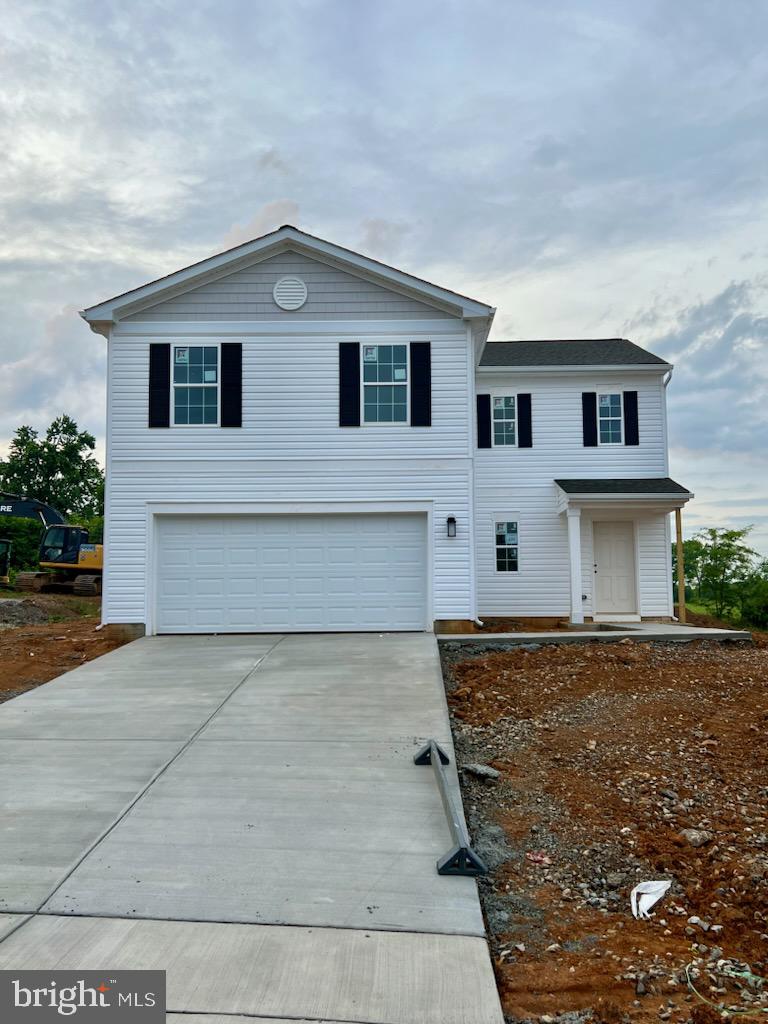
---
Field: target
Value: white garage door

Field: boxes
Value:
[154,513,428,633]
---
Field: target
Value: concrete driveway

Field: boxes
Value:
[0,633,502,1024]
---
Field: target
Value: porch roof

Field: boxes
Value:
[555,477,693,513]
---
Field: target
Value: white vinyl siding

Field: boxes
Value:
[108,326,467,460]
[102,318,472,628]
[474,371,672,618]
[123,251,454,322]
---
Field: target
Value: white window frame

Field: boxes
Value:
[493,515,520,573]
[360,343,410,426]
[171,342,221,427]
[490,393,518,448]
[597,390,624,446]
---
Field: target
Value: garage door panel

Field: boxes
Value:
[155,513,427,633]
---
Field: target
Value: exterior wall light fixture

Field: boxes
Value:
[446,516,457,538]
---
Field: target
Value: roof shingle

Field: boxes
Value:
[480,338,668,367]
[555,478,690,495]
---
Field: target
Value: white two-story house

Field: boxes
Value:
[81,225,691,635]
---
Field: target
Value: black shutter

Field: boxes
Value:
[582,392,598,446]
[477,394,492,448]
[623,390,639,445]
[410,342,431,427]
[517,393,532,447]
[220,343,242,427]
[148,343,170,428]
[339,342,361,426]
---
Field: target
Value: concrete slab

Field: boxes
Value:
[43,635,483,935]
[438,622,752,645]
[0,914,27,941]
[0,915,504,1024]
[0,635,282,741]
[0,740,178,912]
[0,636,281,912]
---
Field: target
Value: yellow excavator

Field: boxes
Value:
[0,492,103,596]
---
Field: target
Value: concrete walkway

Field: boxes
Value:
[438,620,752,645]
[0,634,503,1024]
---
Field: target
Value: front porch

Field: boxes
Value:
[555,477,693,625]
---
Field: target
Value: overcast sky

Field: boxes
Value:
[1,0,766,551]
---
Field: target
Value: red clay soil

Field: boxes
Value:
[0,596,130,701]
[444,635,768,1023]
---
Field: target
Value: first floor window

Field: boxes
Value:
[173,345,218,424]
[492,395,516,445]
[362,344,408,422]
[495,520,519,572]
[598,392,623,444]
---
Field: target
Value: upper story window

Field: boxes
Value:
[362,344,408,423]
[495,520,519,572]
[173,345,218,425]
[492,396,516,446]
[598,392,623,445]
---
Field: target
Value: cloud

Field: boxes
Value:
[1,0,767,552]
[359,218,410,259]
[0,304,106,461]
[222,200,301,249]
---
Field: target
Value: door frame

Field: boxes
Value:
[591,518,640,621]
[144,499,434,636]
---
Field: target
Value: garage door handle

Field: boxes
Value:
[414,740,488,877]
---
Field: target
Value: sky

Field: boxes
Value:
[1,0,766,551]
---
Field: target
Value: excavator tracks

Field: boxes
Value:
[14,572,48,593]
[73,574,102,597]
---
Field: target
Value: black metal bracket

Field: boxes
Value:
[413,739,488,877]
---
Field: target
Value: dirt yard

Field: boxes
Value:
[442,634,768,1024]
[0,592,131,701]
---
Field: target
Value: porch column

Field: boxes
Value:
[675,507,686,623]
[566,507,584,623]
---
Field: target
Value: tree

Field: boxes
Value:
[672,537,707,601]
[696,526,757,618]
[0,416,104,520]
[737,559,768,628]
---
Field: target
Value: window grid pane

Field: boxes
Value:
[363,345,408,422]
[173,346,218,424]
[492,395,516,445]
[495,520,519,572]
[174,385,218,425]
[598,393,622,443]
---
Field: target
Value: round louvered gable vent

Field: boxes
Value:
[273,276,307,310]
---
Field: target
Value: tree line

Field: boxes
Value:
[0,416,104,570]
[674,527,768,628]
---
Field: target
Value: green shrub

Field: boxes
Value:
[0,517,44,570]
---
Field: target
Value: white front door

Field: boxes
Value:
[593,521,637,615]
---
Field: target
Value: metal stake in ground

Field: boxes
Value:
[414,740,488,877]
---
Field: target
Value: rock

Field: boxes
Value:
[680,828,714,848]
[514,942,526,952]
[546,943,562,952]
[606,871,627,889]
[463,763,501,781]
[660,789,679,801]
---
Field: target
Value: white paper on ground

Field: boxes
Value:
[631,880,672,919]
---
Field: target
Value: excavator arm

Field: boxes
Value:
[0,492,65,527]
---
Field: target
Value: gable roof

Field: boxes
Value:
[479,338,669,369]
[80,225,496,330]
